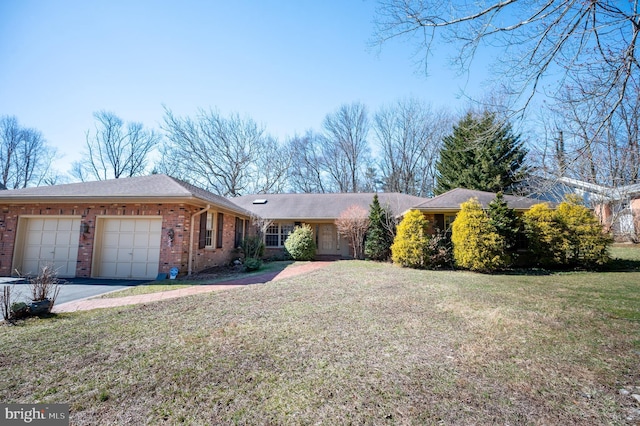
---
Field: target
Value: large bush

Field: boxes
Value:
[284,224,317,261]
[451,198,508,272]
[523,196,611,268]
[391,210,430,268]
[556,196,612,266]
[523,202,568,267]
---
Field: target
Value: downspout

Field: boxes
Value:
[188,204,210,276]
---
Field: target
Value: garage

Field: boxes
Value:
[16,216,81,278]
[93,217,162,279]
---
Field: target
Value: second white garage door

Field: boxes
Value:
[95,217,162,279]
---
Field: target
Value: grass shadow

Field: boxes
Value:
[601,257,640,272]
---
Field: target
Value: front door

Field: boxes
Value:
[318,224,335,254]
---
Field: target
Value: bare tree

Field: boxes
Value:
[335,205,370,259]
[253,135,291,194]
[160,108,289,197]
[373,1,640,136]
[539,81,640,188]
[73,111,160,181]
[287,131,328,193]
[0,116,56,189]
[373,98,452,196]
[320,102,371,192]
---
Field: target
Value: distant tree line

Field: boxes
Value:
[12,91,639,199]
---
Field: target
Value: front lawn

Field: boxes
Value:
[1,252,639,424]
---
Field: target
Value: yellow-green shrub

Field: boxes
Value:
[555,196,612,266]
[391,210,430,268]
[522,203,565,266]
[523,196,612,268]
[451,198,508,272]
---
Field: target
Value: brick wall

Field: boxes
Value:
[0,202,247,278]
[190,213,243,273]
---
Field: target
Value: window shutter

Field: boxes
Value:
[235,217,244,247]
[216,213,224,248]
[198,212,207,249]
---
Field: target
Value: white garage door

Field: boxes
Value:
[96,218,162,279]
[21,217,81,278]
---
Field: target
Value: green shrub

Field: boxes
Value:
[284,224,316,261]
[391,210,430,268]
[365,194,394,261]
[451,198,509,272]
[488,192,521,254]
[243,257,263,272]
[10,301,27,312]
[241,235,265,259]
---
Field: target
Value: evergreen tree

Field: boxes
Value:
[364,194,394,261]
[435,111,527,195]
[487,192,520,254]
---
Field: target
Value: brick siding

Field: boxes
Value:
[0,202,248,278]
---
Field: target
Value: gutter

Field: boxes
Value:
[188,204,210,276]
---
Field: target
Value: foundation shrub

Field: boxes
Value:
[243,257,263,272]
[284,224,316,261]
[391,210,430,268]
[524,196,612,268]
[241,235,265,259]
[451,198,509,272]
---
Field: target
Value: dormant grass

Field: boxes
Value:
[1,248,638,424]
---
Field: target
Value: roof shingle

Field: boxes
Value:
[0,174,252,216]
[412,188,547,211]
[232,192,428,219]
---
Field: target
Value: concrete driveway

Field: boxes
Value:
[0,277,149,305]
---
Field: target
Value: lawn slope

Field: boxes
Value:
[1,259,639,424]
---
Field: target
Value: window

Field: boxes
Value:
[280,224,295,246]
[265,222,295,247]
[235,217,245,247]
[216,213,224,248]
[265,224,279,247]
[444,214,457,230]
[198,211,215,249]
[206,213,214,246]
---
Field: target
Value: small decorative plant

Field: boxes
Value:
[243,257,263,272]
[27,264,63,314]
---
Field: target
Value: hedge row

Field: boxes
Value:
[391,195,612,272]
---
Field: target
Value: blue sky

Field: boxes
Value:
[0,0,490,177]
